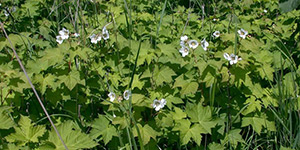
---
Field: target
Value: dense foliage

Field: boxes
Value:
[0,0,300,149]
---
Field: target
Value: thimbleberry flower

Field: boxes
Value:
[179,46,189,57]
[90,34,102,44]
[108,92,116,102]
[201,39,209,51]
[223,53,242,65]
[180,35,188,42]
[213,31,220,38]
[123,90,131,100]
[152,99,167,111]
[56,35,64,44]
[188,40,199,49]
[58,28,70,40]
[237,29,248,39]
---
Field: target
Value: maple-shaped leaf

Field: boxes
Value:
[7,143,29,150]
[242,96,262,115]
[221,129,244,149]
[133,124,160,145]
[132,94,150,107]
[170,107,187,120]
[89,115,118,145]
[186,103,217,134]
[173,119,203,146]
[58,70,85,90]
[5,115,46,145]
[153,66,176,86]
[242,113,276,134]
[39,48,65,70]
[242,115,264,134]
[173,75,198,95]
[0,106,14,129]
[48,120,98,150]
[208,142,225,150]
[132,75,145,90]
[34,74,57,94]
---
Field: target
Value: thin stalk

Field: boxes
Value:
[209,78,216,111]
[126,126,134,150]
[128,36,148,150]
[0,22,69,150]
[234,21,238,54]
[155,0,167,48]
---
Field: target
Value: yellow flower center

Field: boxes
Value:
[184,48,188,52]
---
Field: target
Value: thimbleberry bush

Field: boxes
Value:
[0,0,300,149]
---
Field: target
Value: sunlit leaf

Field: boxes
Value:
[48,121,98,150]
[5,115,46,145]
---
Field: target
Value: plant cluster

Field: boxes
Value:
[0,0,300,149]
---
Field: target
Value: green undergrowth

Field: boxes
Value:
[0,0,300,149]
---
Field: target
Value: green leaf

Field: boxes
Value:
[132,94,149,107]
[90,115,117,145]
[48,120,98,150]
[132,75,145,90]
[173,119,203,146]
[39,48,64,70]
[173,119,192,145]
[240,37,263,53]
[242,96,261,115]
[173,75,198,95]
[242,113,276,134]
[201,66,216,88]
[242,115,265,134]
[0,106,14,129]
[186,103,217,134]
[155,113,173,128]
[279,0,300,13]
[221,129,244,149]
[7,143,29,150]
[170,107,186,120]
[133,124,159,145]
[158,43,178,57]
[34,74,56,94]
[21,0,41,17]
[100,126,118,145]
[153,66,176,86]
[280,146,295,150]
[208,142,225,150]
[5,115,46,145]
[58,70,85,90]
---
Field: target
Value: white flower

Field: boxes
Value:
[58,28,69,40]
[179,46,189,57]
[188,40,199,49]
[180,40,185,47]
[90,34,101,44]
[102,27,109,40]
[74,33,80,37]
[237,29,248,39]
[223,53,242,65]
[123,90,131,100]
[263,9,267,13]
[180,35,188,41]
[4,9,9,17]
[213,31,220,38]
[108,92,116,102]
[56,35,64,44]
[201,39,209,51]
[152,99,167,111]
